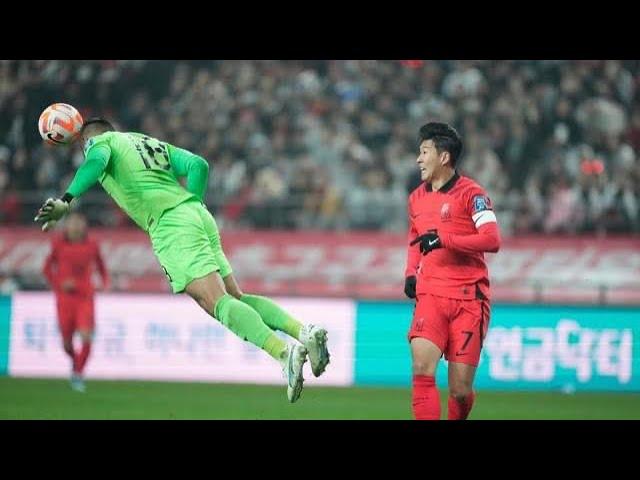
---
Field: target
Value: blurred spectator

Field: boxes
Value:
[544,172,583,234]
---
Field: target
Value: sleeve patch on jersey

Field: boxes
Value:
[472,194,492,213]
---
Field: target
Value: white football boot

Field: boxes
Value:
[300,324,330,377]
[282,344,308,403]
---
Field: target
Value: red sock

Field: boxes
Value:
[448,391,476,420]
[412,375,441,420]
[75,342,92,375]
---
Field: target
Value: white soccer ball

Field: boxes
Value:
[38,103,84,145]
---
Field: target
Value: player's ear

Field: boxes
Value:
[440,150,451,166]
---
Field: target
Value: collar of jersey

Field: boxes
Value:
[425,171,460,193]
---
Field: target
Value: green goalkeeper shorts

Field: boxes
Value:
[149,199,233,293]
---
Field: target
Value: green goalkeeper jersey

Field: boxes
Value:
[67,131,209,231]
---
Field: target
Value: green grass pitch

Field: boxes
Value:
[1,377,638,419]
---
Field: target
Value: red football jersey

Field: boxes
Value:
[405,172,500,300]
[43,234,109,297]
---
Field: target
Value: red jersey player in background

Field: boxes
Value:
[43,211,109,392]
[404,122,500,420]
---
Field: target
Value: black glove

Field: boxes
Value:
[404,275,417,299]
[410,231,442,255]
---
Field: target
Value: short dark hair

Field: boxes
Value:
[80,117,115,135]
[419,122,463,166]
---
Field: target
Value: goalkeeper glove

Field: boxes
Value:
[410,230,442,255]
[34,197,71,231]
[404,275,417,299]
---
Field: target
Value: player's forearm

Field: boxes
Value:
[66,146,110,198]
[440,223,501,254]
[405,250,421,277]
[405,222,421,276]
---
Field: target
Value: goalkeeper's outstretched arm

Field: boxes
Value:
[34,143,110,231]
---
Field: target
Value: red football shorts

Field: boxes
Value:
[56,295,95,342]
[408,293,490,367]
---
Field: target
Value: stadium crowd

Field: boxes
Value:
[1,60,639,235]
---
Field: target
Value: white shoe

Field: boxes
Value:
[300,324,330,377]
[282,344,308,403]
[70,373,86,393]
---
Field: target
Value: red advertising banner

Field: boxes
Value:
[1,228,639,304]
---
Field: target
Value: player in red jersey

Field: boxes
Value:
[43,212,110,392]
[404,122,501,420]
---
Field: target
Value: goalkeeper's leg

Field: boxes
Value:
[185,271,308,403]
[152,200,307,401]
[223,273,331,378]
[185,272,288,361]
[223,274,303,339]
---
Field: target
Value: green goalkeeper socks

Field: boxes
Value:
[213,294,287,361]
[240,294,303,340]
[209,293,303,362]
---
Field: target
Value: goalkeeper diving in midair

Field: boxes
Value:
[34,118,330,403]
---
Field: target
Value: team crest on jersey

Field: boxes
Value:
[472,195,492,213]
[440,203,451,221]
